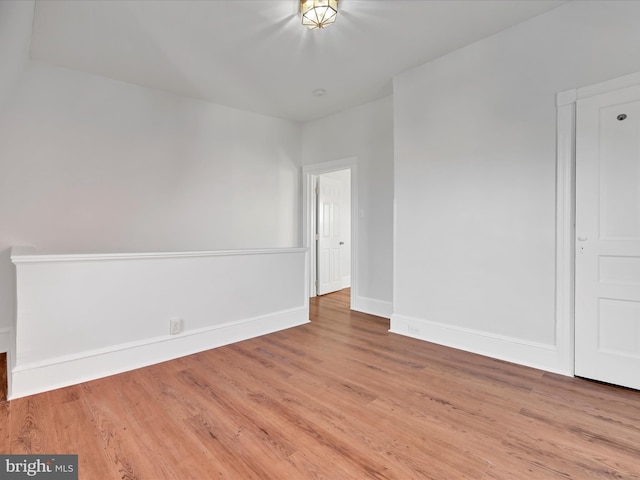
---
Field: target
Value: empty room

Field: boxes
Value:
[1,1,640,478]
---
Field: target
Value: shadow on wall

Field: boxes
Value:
[0,247,16,335]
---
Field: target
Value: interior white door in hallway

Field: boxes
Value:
[575,83,640,390]
[317,175,345,295]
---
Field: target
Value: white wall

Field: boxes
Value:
[0,61,302,331]
[0,1,33,108]
[0,0,35,352]
[302,96,394,317]
[392,0,640,373]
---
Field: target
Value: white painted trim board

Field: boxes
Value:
[11,307,308,399]
[390,314,566,375]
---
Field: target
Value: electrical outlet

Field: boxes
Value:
[169,317,183,335]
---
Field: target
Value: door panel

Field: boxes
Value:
[317,176,343,295]
[575,83,640,390]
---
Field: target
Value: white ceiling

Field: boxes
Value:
[30,0,567,122]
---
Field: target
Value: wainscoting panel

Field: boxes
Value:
[10,247,309,398]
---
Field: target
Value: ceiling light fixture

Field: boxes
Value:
[301,0,338,30]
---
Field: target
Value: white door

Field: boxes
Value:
[317,175,343,295]
[575,83,640,390]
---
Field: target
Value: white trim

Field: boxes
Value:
[6,331,13,401]
[10,246,307,264]
[576,71,640,101]
[556,89,577,107]
[353,296,392,319]
[392,197,397,317]
[555,93,576,376]
[303,249,310,312]
[302,157,358,309]
[390,314,568,375]
[10,307,309,399]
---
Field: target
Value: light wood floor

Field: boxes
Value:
[1,288,640,479]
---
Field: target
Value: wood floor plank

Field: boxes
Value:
[179,362,376,479]
[1,287,640,479]
[0,400,10,453]
[9,393,60,454]
[47,392,111,478]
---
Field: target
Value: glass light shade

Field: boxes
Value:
[301,0,338,30]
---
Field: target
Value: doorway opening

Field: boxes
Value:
[302,158,358,309]
[316,169,351,296]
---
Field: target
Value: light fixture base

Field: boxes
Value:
[301,0,338,30]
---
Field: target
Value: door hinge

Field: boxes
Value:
[315,233,319,241]
[315,186,320,195]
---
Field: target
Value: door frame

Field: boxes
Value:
[302,157,358,308]
[556,70,640,377]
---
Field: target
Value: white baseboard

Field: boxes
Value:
[390,313,572,376]
[352,296,393,318]
[10,307,309,399]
